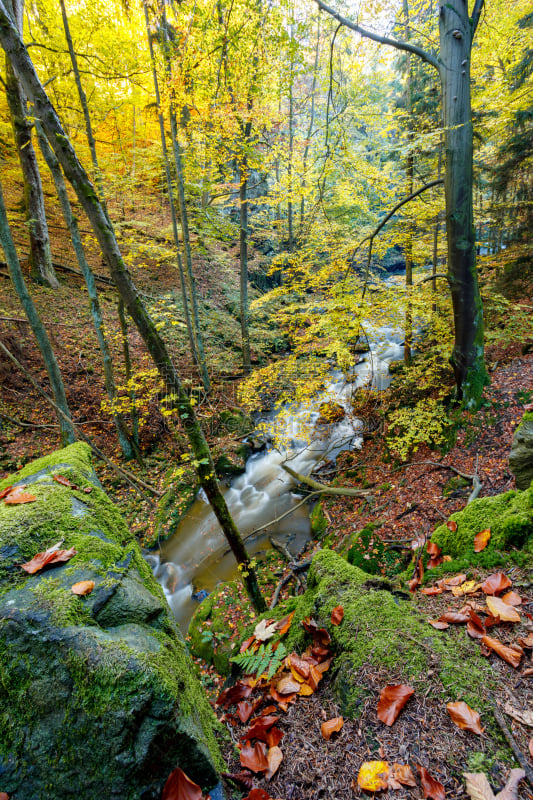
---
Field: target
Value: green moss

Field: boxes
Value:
[0,442,94,492]
[310,500,328,539]
[431,486,533,558]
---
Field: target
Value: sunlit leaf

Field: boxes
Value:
[485,596,521,623]
[481,573,511,595]
[377,684,414,726]
[254,619,278,642]
[331,605,344,625]
[452,580,482,597]
[474,529,491,552]
[161,767,202,800]
[447,701,484,734]
[321,717,343,740]
[0,486,13,499]
[358,761,389,792]
[418,765,445,800]
[299,683,314,696]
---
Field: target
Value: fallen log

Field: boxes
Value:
[281,463,373,497]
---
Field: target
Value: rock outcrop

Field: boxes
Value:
[0,443,225,800]
[509,411,533,490]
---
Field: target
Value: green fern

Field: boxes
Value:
[231,642,287,680]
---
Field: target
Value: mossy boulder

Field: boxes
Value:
[188,582,251,675]
[152,463,198,546]
[0,443,226,800]
[431,486,533,558]
[282,550,496,718]
[509,412,533,489]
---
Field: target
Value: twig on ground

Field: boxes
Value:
[492,704,533,787]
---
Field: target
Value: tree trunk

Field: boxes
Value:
[239,154,252,372]
[403,0,413,366]
[35,122,136,460]
[0,179,74,443]
[0,6,266,613]
[438,0,487,407]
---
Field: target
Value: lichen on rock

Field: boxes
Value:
[0,443,226,800]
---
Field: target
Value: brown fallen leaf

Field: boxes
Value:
[276,675,301,695]
[447,520,458,532]
[240,740,269,773]
[481,635,522,668]
[331,605,344,626]
[21,543,77,574]
[481,573,512,596]
[358,761,389,792]
[4,486,36,505]
[377,684,414,726]
[321,717,343,740]
[518,632,533,648]
[501,591,522,607]
[474,528,491,552]
[222,771,253,791]
[216,681,253,708]
[0,793,9,800]
[265,728,284,747]
[265,745,283,780]
[275,611,295,636]
[71,580,95,596]
[437,574,467,589]
[503,701,533,727]
[53,474,73,488]
[438,611,469,624]
[409,556,424,592]
[236,702,254,724]
[418,765,445,800]
[485,596,521,623]
[288,653,310,680]
[464,768,525,800]
[447,701,484,734]
[421,587,443,596]
[162,767,202,800]
[529,739,533,758]
[429,620,449,630]
[0,486,13,499]
[242,716,279,742]
[467,609,486,639]
[391,763,417,788]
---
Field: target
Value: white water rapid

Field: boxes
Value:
[146,325,405,631]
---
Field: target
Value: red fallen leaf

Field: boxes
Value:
[437,612,469,624]
[0,486,13,499]
[236,702,254,724]
[427,541,441,557]
[446,520,458,532]
[420,587,443,596]
[331,605,344,626]
[222,771,253,790]
[302,617,331,645]
[466,609,486,639]
[243,789,272,800]
[428,555,444,569]
[409,556,424,592]
[0,793,10,800]
[259,704,278,716]
[481,635,523,668]
[529,739,533,758]
[391,763,417,787]
[83,486,93,494]
[240,740,269,773]
[71,580,95,596]
[418,765,445,800]
[501,591,522,606]
[53,474,73,488]
[275,610,295,636]
[216,681,253,708]
[4,486,36,505]
[266,727,284,747]
[310,645,331,661]
[240,636,256,654]
[269,686,298,705]
[265,745,283,780]
[321,717,343,740]
[377,684,414,726]
[288,653,310,680]
[484,614,500,628]
[447,701,484,734]
[429,620,449,630]
[21,544,77,574]
[162,767,202,800]
[474,528,491,552]
[242,716,278,741]
[481,573,512,595]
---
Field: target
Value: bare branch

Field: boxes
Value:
[470,0,485,38]
[314,0,440,71]
[416,272,449,286]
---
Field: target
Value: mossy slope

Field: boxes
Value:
[0,443,225,800]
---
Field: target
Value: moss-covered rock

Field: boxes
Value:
[509,412,533,489]
[188,582,251,675]
[281,550,496,718]
[0,443,226,800]
[431,486,533,558]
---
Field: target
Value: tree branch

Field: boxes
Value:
[470,0,485,39]
[281,463,372,497]
[416,272,449,286]
[314,0,440,71]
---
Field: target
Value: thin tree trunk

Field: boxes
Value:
[0,179,74,444]
[403,0,413,365]
[432,139,443,309]
[35,121,136,460]
[439,0,487,406]
[117,298,140,450]
[0,7,266,613]
[299,17,320,234]
[4,0,56,289]
[239,153,252,371]
[287,23,294,253]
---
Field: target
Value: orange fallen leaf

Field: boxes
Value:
[71,580,95,596]
[447,701,484,734]
[275,675,301,695]
[358,761,389,792]
[377,684,414,726]
[265,745,283,780]
[0,486,13,499]
[429,620,449,630]
[275,611,295,636]
[53,474,73,488]
[418,765,445,800]
[452,581,482,597]
[485,596,521,623]
[236,702,254,724]
[331,605,344,625]
[4,486,36,505]
[240,741,269,773]
[288,653,310,680]
[481,635,523,668]
[466,609,486,639]
[481,573,511,595]
[162,767,202,800]
[409,556,424,591]
[391,763,417,787]
[501,591,522,607]
[447,520,458,532]
[266,727,284,748]
[518,633,533,648]
[529,739,533,759]
[321,717,343,740]
[438,612,469,624]
[474,528,491,552]
[21,543,77,574]
[437,574,467,589]
[298,683,314,696]
[421,586,443,596]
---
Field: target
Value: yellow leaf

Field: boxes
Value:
[358,761,389,792]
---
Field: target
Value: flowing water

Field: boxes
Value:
[146,326,405,632]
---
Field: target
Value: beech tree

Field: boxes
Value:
[315,0,488,408]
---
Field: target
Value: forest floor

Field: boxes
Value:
[1,190,532,798]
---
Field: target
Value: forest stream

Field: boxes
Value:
[147,325,405,631]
